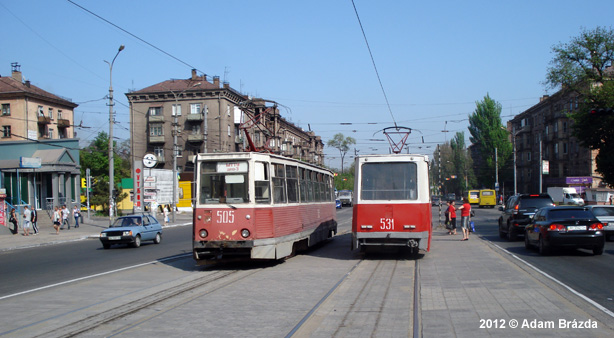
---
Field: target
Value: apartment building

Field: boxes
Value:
[0,64,81,210]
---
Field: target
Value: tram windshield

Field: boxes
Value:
[360,162,417,200]
[199,161,249,204]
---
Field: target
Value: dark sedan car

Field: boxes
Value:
[100,214,163,249]
[524,206,605,255]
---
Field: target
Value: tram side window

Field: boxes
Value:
[299,168,307,202]
[306,170,314,202]
[317,173,324,202]
[325,176,332,201]
[255,162,270,204]
[273,163,286,203]
[361,162,417,200]
[286,165,299,203]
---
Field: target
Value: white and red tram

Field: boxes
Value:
[351,154,432,253]
[192,152,337,264]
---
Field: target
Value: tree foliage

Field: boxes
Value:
[80,132,129,213]
[545,26,614,185]
[468,94,512,189]
[327,133,356,173]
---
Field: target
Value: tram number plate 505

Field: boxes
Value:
[217,210,235,224]
[380,218,394,230]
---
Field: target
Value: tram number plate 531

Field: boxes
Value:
[217,210,235,224]
[380,218,394,230]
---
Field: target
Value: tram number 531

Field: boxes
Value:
[380,218,394,230]
[217,210,235,224]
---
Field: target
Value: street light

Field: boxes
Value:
[501,126,518,195]
[169,82,201,223]
[106,44,124,225]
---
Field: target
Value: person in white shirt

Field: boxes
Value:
[23,205,32,236]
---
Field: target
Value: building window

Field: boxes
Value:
[176,145,183,158]
[553,122,558,133]
[149,107,162,116]
[48,129,54,139]
[154,147,164,159]
[192,124,201,133]
[190,103,201,114]
[226,105,231,117]
[527,152,531,162]
[563,142,568,154]
[58,110,63,120]
[228,125,231,137]
[48,107,54,119]
[1,125,11,138]
[554,143,558,155]
[172,104,181,116]
[1,103,10,116]
[150,123,163,136]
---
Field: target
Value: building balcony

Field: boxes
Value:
[148,135,165,143]
[57,119,70,128]
[186,113,204,122]
[148,115,165,123]
[187,134,204,142]
[37,116,51,124]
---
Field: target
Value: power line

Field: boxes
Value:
[350,0,397,127]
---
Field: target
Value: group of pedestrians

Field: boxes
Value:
[6,204,81,236]
[7,205,38,236]
[444,197,472,241]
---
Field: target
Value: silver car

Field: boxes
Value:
[585,205,614,241]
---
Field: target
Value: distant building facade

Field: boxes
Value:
[506,91,601,194]
[126,70,324,176]
[0,64,80,210]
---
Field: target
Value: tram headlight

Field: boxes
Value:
[199,229,208,238]
[241,229,250,238]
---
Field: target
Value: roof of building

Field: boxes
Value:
[130,77,226,94]
[0,73,78,108]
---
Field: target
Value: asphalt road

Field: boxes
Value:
[470,206,614,312]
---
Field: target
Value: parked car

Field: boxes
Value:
[336,199,342,209]
[431,195,441,206]
[584,205,614,241]
[524,206,605,255]
[100,214,163,249]
[499,194,555,241]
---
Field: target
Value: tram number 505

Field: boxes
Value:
[380,218,394,230]
[217,210,235,224]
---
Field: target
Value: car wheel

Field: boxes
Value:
[154,233,162,244]
[507,224,517,241]
[498,218,506,239]
[593,245,604,255]
[132,235,141,248]
[538,236,550,256]
[103,243,110,250]
[524,232,532,249]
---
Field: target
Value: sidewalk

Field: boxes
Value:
[0,212,192,252]
[421,227,614,337]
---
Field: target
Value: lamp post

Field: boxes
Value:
[106,44,124,225]
[169,82,201,223]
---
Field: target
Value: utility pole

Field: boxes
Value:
[106,45,124,226]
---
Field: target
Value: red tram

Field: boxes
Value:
[192,152,337,264]
[351,154,432,253]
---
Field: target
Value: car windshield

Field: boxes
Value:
[591,207,614,217]
[112,217,142,227]
[519,198,553,209]
[339,191,352,197]
[548,209,594,220]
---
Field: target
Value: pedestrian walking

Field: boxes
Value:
[60,205,70,230]
[446,200,457,235]
[73,205,81,228]
[23,205,32,236]
[31,206,38,235]
[458,197,472,241]
[8,208,18,235]
[163,205,169,226]
[52,206,61,234]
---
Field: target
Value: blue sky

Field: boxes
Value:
[2,0,613,170]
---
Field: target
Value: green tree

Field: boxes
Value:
[327,133,356,173]
[468,94,512,189]
[80,132,129,213]
[545,26,614,185]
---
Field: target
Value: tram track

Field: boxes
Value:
[287,255,422,338]
[6,258,267,338]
